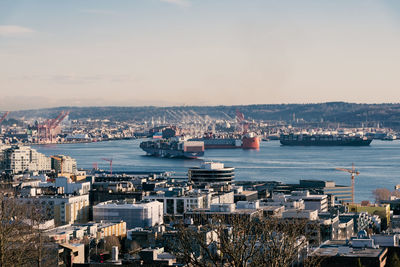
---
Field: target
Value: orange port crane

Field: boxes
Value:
[101,158,113,175]
[336,163,360,204]
[0,111,10,124]
[37,110,70,142]
[236,110,249,133]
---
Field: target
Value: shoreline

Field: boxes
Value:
[7,137,142,146]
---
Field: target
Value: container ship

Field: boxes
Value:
[280,133,373,146]
[140,138,204,158]
[189,132,260,149]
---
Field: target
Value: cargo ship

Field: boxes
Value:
[140,138,204,158]
[189,132,260,149]
[242,132,260,149]
[280,133,373,146]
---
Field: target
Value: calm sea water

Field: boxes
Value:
[33,139,400,202]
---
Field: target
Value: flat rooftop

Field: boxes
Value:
[312,240,385,258]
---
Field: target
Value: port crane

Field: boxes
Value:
[101,158,113,175]
[0,111,10,124]
[336,163,360,204]
[37,111,70,142]
[236,110,249,133]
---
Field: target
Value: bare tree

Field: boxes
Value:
[104,236,121,253]
[172,215,315,267]
[392,190,400,198]
[373,188,391,202]
[0,195,57,267]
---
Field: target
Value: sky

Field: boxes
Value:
[1,0,400,110]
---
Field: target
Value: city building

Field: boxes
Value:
[286,191,329,212]
[18,194,90,226]
[90,181,148,207]
[59,243,85,266]
[1,145,51,173]
[185,202,262,224]
[144,189,233,216]
[54,177,90,195]
[51,154,77,174]
[310,238,388,267]
[233,186,258,202]
[138,247,176,266]
[282,209,319,220]
[188,162,234,186]
[347,203,390,230]
[45,221,127,243]
[93,200,163,229]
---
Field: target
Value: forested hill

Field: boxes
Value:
[6,102,400,128]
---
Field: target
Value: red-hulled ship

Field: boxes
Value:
[242,132,260,149]
[189,132,259,149]
[236,110,260,149]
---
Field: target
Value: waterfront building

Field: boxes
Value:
[93,200,163,229]
[188,162,234,186]
[1,145,51,173]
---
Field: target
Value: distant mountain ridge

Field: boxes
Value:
[4,102,400,128]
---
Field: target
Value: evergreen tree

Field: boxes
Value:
[356,258,365,267]
[388,252,400,267]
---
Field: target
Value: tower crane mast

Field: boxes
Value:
[101,158,113,175]
[336,163,360,204]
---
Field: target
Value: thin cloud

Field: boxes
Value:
[0,25,35,37]
[79,9,117,15]
[160,0,190,7]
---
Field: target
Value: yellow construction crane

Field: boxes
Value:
[336,163,360,204]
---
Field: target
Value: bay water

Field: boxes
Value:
[33,139,400,202]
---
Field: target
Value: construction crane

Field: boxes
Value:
[102,158,113,175]
[336,163,360,204]
[0,111,10,124]
[51,155,64,175]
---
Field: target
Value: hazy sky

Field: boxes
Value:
[1,0,400,110]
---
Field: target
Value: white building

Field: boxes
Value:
[287,191,329,212]
[93,200,163,229]
[282,209,319,220]
[188,162,235,185]
[1,146,51,173]
[54,177,90,195]
[51,155,77,174]
[144,189,234,216]
[269,191,328,212]
[19,194,89,226]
